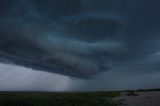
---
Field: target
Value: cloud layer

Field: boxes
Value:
[0,0,126,78]
[0,0,160,80]
[1,0,160,91]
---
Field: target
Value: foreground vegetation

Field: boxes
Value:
[0,91,120,106]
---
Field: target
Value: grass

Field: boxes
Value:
[0,91,120,106]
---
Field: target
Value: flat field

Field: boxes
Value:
[0,91,120,106]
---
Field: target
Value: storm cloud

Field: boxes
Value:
[0,0,160,90]
[0,0,127,78]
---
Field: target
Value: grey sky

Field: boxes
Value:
[0,0,160,91]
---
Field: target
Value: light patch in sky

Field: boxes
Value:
[0,63,73,91]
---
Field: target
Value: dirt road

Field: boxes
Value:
[114,91,160,106]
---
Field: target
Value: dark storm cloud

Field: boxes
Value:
[0,0,126,79]
[0,0,160,80]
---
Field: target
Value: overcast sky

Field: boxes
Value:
[0,0,160,91]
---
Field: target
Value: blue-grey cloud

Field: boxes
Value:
[1,0,160,80]
[0,0,127,79]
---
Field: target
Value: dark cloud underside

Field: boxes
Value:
[0,0,160,80]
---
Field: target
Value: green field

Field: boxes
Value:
[0,91,120,106]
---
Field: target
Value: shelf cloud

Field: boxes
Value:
[0,0,160,81]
